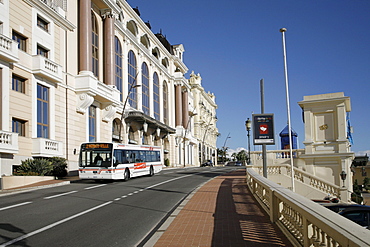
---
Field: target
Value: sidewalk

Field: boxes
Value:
[149,169,293,247]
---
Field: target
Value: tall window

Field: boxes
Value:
[12,75,26,93]
[37,84,49,138]
[12,118,26,137]
[142,62,149,115]
[163,81,168,124]
[37,44,49,58]
[128,50,137,109]
[37,15,49,32]
[115,37,123,101]
[12,31,27,51]
[153,72,160,120]
[89,105,97,142]
[91,13,99,77]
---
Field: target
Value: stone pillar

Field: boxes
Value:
[175,84,182,127]
[182,89,189,127]
[79,0,92,72]
[102,10,115,85]
[298,92,354,201]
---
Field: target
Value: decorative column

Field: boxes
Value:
[182,89,189,128]
[175,83,182,127]
[102,10,115,85]
[79,0,92,73]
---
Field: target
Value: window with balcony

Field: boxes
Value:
[12,118,26,137]
[142,62,149,115]
[12,75,26,93]
[163,81,168,124]
[37,44,49,58]
[89,105,97,142]
[37,84,49,138]
[37,15,49,32]
[153,72,160,120]
[128,50,137,109]
[115,37,123,101]
[12,30,27,52]
[92,13,99,77]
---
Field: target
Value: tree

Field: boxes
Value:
[235,150,248,162]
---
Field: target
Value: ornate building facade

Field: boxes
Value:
[189,72,218,166]
[0,0,218,180]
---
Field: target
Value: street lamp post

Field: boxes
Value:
[222,133,231,164]
[245,118,252,165]
[118,72,141,143]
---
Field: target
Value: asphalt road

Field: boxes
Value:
[0,166,238,247]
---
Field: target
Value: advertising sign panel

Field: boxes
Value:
[253,114,275,145]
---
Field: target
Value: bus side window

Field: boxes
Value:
[122,151,129,163]
[139,151,145,162]
[134,151,141,162]
[129,151,135,163]
[113,150,122,165]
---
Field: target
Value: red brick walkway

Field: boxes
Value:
[154,169,293,247]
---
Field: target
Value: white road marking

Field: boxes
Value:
[0,201,113,247]
[44,191,77,199]
[0,202,32,211]
[84,184,107,190]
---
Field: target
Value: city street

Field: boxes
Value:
[0,167,237,247]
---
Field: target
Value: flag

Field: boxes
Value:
[346,113,354,146]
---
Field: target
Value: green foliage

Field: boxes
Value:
[352,179,363,204]
[164,158,170,167]
[363,177,370,190]
[15,158,53,176]
[15,157,68,178]
[49,157,68,178]
[351,193,363,204]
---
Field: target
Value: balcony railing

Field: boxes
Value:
[75,72,121,113]
[246,167,370,247]
[32,55,63,83]
[0,34,19,63]
[0,131,19,154]
[32,138,63,157]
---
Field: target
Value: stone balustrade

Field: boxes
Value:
[246,167,370,247]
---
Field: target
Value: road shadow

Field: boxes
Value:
[211,170,293,246]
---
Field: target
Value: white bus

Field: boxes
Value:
[78,143,163,181]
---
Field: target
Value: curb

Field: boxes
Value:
[0,181,72,197]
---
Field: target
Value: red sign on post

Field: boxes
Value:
[253,114,275,145]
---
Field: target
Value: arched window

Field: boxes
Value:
[153,72,160,120]
[115,37,123,101]
[142,62,149,115]
[128,50,137,109]
[163,81,168,124]
[112,118,120,141]
[91,12,99,77]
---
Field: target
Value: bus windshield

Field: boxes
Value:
[79,143,113,167]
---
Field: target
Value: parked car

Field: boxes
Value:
[225,161,243,166]
[339,206,370,229]
[201,160,213,167]
[324,203,364,213]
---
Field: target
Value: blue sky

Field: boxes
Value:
[127,0,370,156]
